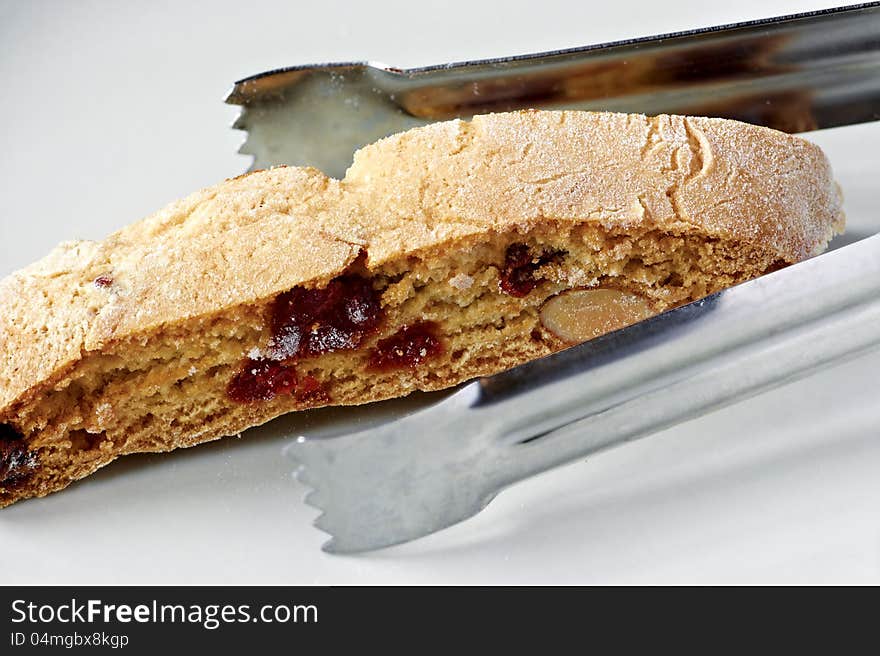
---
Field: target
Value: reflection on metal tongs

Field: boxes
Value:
[228,4,880,552]
[227,3,880,178]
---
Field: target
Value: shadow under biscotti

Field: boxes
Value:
[826,229,876,251]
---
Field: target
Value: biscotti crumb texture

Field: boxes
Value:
[0,110,844,506]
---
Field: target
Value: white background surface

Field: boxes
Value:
[1,0,879,584]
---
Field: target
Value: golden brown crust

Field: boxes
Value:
[0,110,843,416]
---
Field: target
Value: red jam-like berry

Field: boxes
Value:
[228,275,381,404]
[295,375,330,405]
[367,322,444,372]
[227,358,297,404]
[498,243,561,297]
[93,275,113,289]
[269,276,384,361]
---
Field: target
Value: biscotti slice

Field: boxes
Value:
[0,110,843,507]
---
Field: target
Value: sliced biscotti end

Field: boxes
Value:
[343,110,843,266]
[0,110,843,507]
[0,239,109,416]
[676,115,844,259]
[0,166,361,410]
[0,111,844,416]
[0,221,797,508]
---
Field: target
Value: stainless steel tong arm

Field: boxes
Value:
[228,3,880,177]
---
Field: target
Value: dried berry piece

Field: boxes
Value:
[368,322,444,372]
[498,243,562,297]
[227,358,297,404]
[0,423,22,441]
[93,275,114,288]
[269,276,384,361]
[0,426,38,488]
[295,375,331,405]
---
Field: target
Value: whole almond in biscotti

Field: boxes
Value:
[539,288,655,344]
[0,110,844,507]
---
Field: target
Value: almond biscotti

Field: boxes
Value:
[0,110,844,507]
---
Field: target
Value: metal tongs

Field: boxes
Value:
[226,4,880,553]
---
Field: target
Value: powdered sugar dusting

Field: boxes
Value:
[448,273,474,290]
